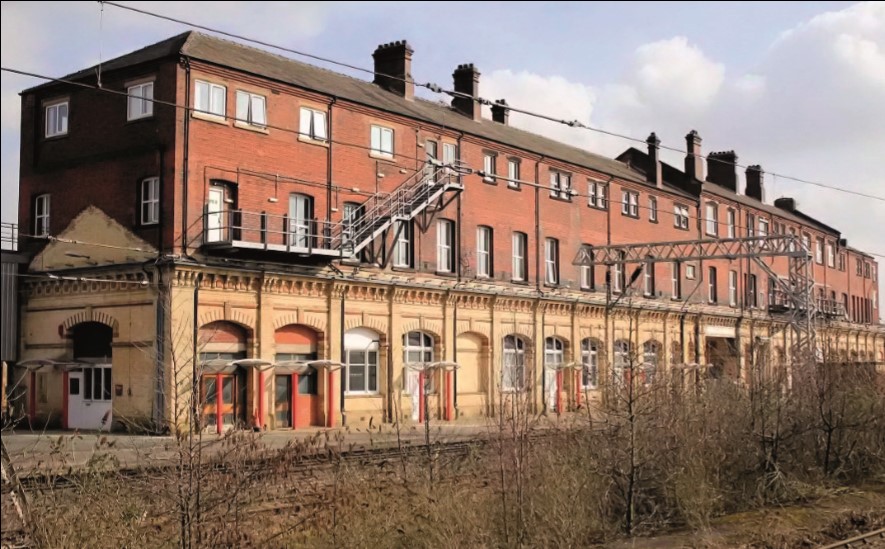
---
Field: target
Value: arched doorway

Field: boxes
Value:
[273,324,321,428]
[68,322,113,430]
[199,321,249,432]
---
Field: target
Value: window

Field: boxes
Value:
[671,263,682,299]
[34,194,50,237]
[299,107,328,141]
[746,213,755,237]
[588,180,607,209]
[612,251,627,293]
[686,264,696,280]
[826,242,835,268]
[235,90,267,127]
[864,262,871,279]
[838,252,846,272]
[194,81,225,119]
[393,220,412,268]
[476,226,492,278]
[512,232,527,282]
[705,202,718,236]
[803,233,812,256]
[346,346,379,394]
[643,258,655,296]
[581,339,599,389]
[437,219,455,273]
[613,340,630,384]
[288,193,313,248]
[502,335,526,391]
[621,190,639,217]
[82,366,112,401]
[140,177,160,225]
[545,337,564,370]
[745,274,758,308]
[127,81,154,121]
[370,125,394,158]
[545,238,559,285]
[550,171,572,200]
[815,238,824,264]
[507,158,520,188]
[674,204,689,229]
[708,267,718,303]
[874,265,878,282]
[726,208,736,238]
[649,196,658,222]
[642,341,660,385]
[856,258,863,276]
[404,331,435,394]
[482,153,497,183]
[580,244,594,290]
[45,100,69,137]
[758,218,769,238]
[729,270,738,307]
[443,142,457,173]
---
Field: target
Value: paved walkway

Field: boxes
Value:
[2,414,582,475]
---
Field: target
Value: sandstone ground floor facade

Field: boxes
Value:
[11,263,885,433]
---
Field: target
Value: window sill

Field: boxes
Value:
[43,133,69,141]
[649,219,659,224]
[391,265,416,273]
[344,393,382,398]
[483,178,498,185]
[549,195,573,203]
[511,279,530,286]
[125,114,154,124]
[234,121,269,134]
[192,111,228,125]
[298,135,330,147]
[674,226,690,231]
[621,213,640,219]
[369,152,396,163]
[507,183,522,191]
[434,271,457,278]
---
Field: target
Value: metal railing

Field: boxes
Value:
[769,289,846,318]
[1,222,17,251]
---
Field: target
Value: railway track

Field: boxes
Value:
[818,527,885,548]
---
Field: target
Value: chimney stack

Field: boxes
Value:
[452,64,481,121]
[774,197,796,212]
[684,130,704,182]
[706,151,738,192]
[491,99,509,125]
[745,165,765,202]
[646,132,662,188]
[372,41,414,100]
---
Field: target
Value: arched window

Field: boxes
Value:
[614,339,631,383]
[404,331,434,394]
[642,341,660,385]
[344,328,380,394]
[544,337,564,368]
[503,335,526,391]
[581,338,600,389]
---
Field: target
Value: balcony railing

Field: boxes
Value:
[1,222,18,251]
[202,209,340,256]
[768,288,847,319]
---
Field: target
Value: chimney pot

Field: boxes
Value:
[491,99,509,125]
[745,165,765,202]
[706,150,738,192]
[646,132,662,188]
[372,40,414,100]
[452,63,481,121]
[774,196,795,212]
[684,130,704,182]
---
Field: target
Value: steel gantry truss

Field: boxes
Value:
[572,235,817,369]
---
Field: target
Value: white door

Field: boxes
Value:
[289,194,311,248]
[545,368,558,412]
[68,366,113,430]
[407,369,421,421]
[206,187,224,242]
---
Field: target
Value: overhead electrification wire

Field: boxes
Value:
[97,1,885,202]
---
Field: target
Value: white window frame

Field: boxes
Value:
[613,340,630,384]
[512,232,527,282]
[581,339,599,389]
[443,142,457,173]
[404,331,435,394]
[82,366,113,402]
[45,100,69,138]
[705,202,718,236]
[671,262,682,299]
[436,219,455,273]
[370,125,395,158]
[545,237,559,285]
[729,270,738,307]
[483,153,497,182]
[502,335,526,392]
[580,245,594,290]
[649,196,658,222]
[815,238,824,265]
[644,259,655,296]
[127,81,154,121]
[507,158,520,188]
[393,220,412,268]
[613,261,624,293]
[476,226,492,278]
[550,171,572,200]
[345,347,379,394]
[758,218,769,238]
[826,242,835,268]
[726,208,736,238]
[708,266,718,303]
[642,342,659,386]
[235,90,267,128]
[621,190,639,217]
[299,107,328,141]
[674,204,689,229]
[34,194,50,236]
[588,181,607,209]
[545,337,564,371]
[140,177,160,225]
[686,264,696,280]
[194,80,226,118]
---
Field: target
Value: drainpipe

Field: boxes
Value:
[181,57,192,254]
[326,98,337,229]
[453,297,458,419]
[339,285,346,425]
[191,272,203,432]
[534,158,543,292]
[157,145,166,251]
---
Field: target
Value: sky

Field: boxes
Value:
[2,2,883,287]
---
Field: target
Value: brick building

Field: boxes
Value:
[11,32,883,432]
